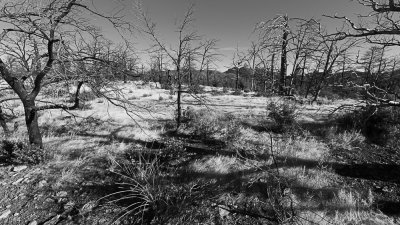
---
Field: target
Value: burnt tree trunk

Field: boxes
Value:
[176,69,182,129]
[279,23,288,95]
[271,53,275,92]
[206,64,210,86]
[23,100,42,148]
[300,55,307,88]
[235,67,240,90]
[312,42,334,103]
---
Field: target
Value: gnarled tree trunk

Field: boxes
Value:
[23,100,42,148]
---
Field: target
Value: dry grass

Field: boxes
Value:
[2,81,394,224]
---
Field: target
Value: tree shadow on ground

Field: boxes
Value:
[77,124,400,186]
[45,120,400,221]
[335,163,400,184]
[375,200,400,216]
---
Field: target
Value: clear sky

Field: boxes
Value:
[94,0,379,71]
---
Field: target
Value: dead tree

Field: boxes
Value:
[231,47,244,90]
[139,4,201,129]
[198,39,219,86]
[327,0,400,106]
[0,0,133,147]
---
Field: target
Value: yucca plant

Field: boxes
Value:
[101,154,160,224]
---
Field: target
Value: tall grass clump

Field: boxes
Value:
[266,101,298,133]
[182,108,241,143]
[103,153,206,224]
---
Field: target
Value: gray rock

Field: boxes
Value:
[45,198,55,203]
[0,209,11,219]
[56,191,68,198]
[80,201,97,214]
[28,221,38,225]
[38,180,47,188]
[13,166,27,172]
[43,215,61,225]
[218,205,230,218]
[64,201,75,211]
[12,178,24,185]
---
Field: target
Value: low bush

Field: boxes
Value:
[188,84,204,94]
[336,106,400,145]
[42,86,69,98]
[142,93,152,97]
[66,91,97,110]
[0,140,52,164]
[182,108,241,143]
[232,89,242,96]
[183,109,220,139]
[266,101,298,133]
[328,130,365,150]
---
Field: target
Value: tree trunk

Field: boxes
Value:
[279,19,288,95]
[23,100,43,148]
[300,55,307,88]
[312,42,334,103]
[176,67,182,129]
[341,54,346,85]
[206,64,210,86]
[167,70,171,85]
[235,67,239,90]
[271,53,275,92]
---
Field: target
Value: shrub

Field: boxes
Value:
[0,140,52,164]
[188,84,204,94]
[221,116,242,143]
[184,109,220,139]
[142,93,152,97]
[67,91,97,110]
[210,90,222,96]
[266,101,298,133]
[169,86,175,95]
[336,106,400,145]
[104,155,205,224]
[232,89,242,96]
[329,130,365,150]
[78,90,98,101]
[183,108,242,144]
[42,86,69,98]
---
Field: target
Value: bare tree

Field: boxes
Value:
[230,47,245,90]
[327,0,400,106]
[309,36,359,102]
[198,39,219,86]
[0,0,133,147]
[244,41,262,91]
[139,3,202,128]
